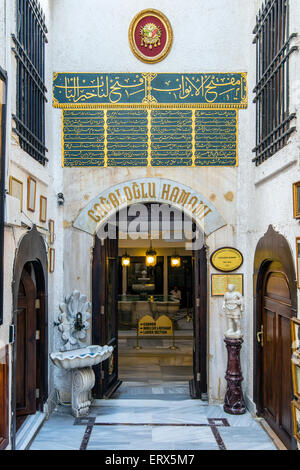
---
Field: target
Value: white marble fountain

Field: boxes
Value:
[50,290,113,417]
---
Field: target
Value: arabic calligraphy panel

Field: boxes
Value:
[53,73,247,108]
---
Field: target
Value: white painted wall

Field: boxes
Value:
[50,0,258,403]
[1,0,299,447]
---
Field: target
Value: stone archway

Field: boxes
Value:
[72,178,226,237]
[11,226,48,449]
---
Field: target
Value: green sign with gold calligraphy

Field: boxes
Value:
[62,108,238,167]
[53,72,247,108]
[55,72,247,167]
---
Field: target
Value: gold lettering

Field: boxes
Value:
[199,208,212,220]
[94,204,105,217]
[177,190,190,206]
[100,197,111,213]
[161,184,171,200]
[148,182,156,198]
[169,187,180,203]
[115,188,126,204]
[141,183,148,199]
[188,196,198,209]
[88,210,100,222]
[124,186,133,201]
[132,183,141,199]
[108,192,119,208]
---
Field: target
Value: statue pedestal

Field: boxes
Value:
[223,337,246,415]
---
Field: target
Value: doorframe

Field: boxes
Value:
[92,208,208,399]
[11,226,48,450]
[253,225,297,448]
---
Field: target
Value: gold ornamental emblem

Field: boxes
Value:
[129,9,173,64]
[140,23,162,49]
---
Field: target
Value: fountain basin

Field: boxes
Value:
[50,345,113,370]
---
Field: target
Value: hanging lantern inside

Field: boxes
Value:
[121,252,130,267]
[170,254,181,268]
[145,242,157,267]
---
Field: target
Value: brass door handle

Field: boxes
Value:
[257,326,264,347]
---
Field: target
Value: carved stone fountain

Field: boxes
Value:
[50,290,113,417]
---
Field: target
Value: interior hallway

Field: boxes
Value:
[30,382,279,450]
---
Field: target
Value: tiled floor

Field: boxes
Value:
[30,381,277,451]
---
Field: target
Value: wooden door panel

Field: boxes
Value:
[260,269,293,449]
[279,315,293,436]
[16,271,36,418]
[16,306,26,411]
[92,234,121,398]
[263,308,277,420]
[189,246,207,399]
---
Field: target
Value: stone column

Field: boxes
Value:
[224,337,246,415]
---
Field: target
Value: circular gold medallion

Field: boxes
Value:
[129,9,173,64]
[210,247,243,272]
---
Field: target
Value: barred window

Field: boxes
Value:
[252,0,297,166]
[12,0,48,165]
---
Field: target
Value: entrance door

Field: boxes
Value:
[92,234,121,398]
[189,246,207,399]
[16,269,36,429]
[259,265,293,448]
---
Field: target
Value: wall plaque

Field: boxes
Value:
[128,9,173,64]
[210,247,243,272]
[211,274,243,296]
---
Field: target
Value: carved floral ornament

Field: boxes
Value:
[57,290,91,351]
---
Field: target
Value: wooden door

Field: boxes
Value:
[92,234,121,398]
[259,267,293,448]
[16,269,36,423]
[189,246,207,399]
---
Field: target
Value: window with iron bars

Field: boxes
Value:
[252,0,298,166]
[12,0,48,165]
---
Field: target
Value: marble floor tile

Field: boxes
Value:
[30,381,278,451]
[218,426,276,450]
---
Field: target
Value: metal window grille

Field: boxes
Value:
[252,0,298,166]
[12,0,48,165]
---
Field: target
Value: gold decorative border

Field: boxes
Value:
[54,102,247,110]
[128,9,173,64]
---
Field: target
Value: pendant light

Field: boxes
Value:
[145,241,157,267]
[121,252,130,267]
[170,250,181,268]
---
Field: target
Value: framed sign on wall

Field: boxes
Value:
[40,195,47,222]
[27,175,37,212]
[211,273,244,296]
[296,238,300,289]
[210,247,243,272]
[293,182,300,219]
[49,219,55,245]
[9,176,23,210]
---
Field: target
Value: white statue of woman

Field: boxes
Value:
[222,284,244,339]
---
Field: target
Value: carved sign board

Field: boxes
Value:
[210,247,243,272]
[72,178,226,237]
[62,108,238,167]
[211,274,243,296]
[138,314,173,336]
[53,73,247,108]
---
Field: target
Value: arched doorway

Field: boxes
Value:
[253,226,297,450]
[12,226,48,448]
[91,203,208,400]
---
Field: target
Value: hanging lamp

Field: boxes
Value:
[170,250,181,268]
[121,252,130,267]
[145,241,157,267]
